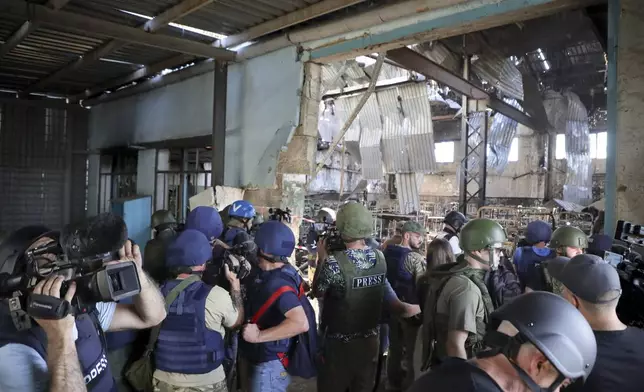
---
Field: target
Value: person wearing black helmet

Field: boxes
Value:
[436,211,468,255]
[549,254,644,392]
[410,291,597,392]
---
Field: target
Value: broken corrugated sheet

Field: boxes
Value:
[395,173,424,214]
[487,98,523,174]
[563,91,592,206]
[412,42,460,73]
[359,127,383,180]
[543,90,567,131]
[334,95,362,160]
[379,84,437,173]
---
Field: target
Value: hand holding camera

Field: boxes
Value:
[31,275,76,340]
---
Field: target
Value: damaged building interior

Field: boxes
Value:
[2,0,644,390]
[307,7,610,242]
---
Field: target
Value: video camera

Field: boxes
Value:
[613,220,644,328]
[269,208,292,223]
[314,222,345,252]
[0,214,141,328]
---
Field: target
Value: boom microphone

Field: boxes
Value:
[60,213,128,260]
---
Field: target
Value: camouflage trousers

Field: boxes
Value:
[153,379,228,392]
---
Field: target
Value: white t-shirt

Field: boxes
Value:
[435,231,463,255]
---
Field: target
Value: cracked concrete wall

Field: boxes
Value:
[615,0,644,223]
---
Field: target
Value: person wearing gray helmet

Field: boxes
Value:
[409,291,597,392]
[549,254,644,392]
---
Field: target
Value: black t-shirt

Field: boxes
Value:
[408,360,503,392]
[566,327,644,392]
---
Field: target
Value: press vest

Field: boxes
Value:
[323,250,387,335]
[384,245,418,304]
[155,280,225,375]
[515,246,554,285]
[241,265,302,363]
[0,305,116,392]
[421,261,493,369]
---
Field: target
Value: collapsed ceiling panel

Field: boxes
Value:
[380,83,437,174]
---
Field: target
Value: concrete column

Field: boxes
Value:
[245,62,322,244]
[612,0,644,227]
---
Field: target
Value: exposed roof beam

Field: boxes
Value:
[76,0,362,102]
[7,0,226,95]
[0,0,70,61]
[74,54,196,102]
[143,0,215,32]
[220,0,366,48]
[387,47,546,133]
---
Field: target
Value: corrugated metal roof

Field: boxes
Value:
[0,0,328,96]
[357,94,383,179]
[380,84,437,174]
[395,173,424,214]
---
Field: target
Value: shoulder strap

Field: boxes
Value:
[251,286,297,324]
[143,275,201,355]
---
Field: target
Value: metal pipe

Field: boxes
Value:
[306,53,385,186]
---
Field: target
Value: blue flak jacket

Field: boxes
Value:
[155,280,225,375]
[0,305,117,392]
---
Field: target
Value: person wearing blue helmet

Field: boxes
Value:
[513,220,555,288]
[219,201,258,270]
[240,221,310,392]
[223,200,256,245]
[153,230,243,392]
[185,205,249,389]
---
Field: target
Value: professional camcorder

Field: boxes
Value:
[613,220,644,328]
[269,208,292,223]
[314,222,345,252]
[0,214,141,328]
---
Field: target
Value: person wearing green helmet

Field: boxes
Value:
[144,209,178,283]
[384,221,427,391]
[312,202,420,392]
[420,218,507,369]
[550,226,588,258]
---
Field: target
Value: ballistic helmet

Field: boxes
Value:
[151,209,176,229]
[460,218,507,252]
[0,226,51,275]
[486,292,596,386]
[336,202,372,240]
[185,206,224,240]
[220,204,231,226]
[525,220,552,244]
[550,226,588,250]
[229,200,256,219]
[444,211,468,232]
[255,220,296,259]
[316,208,337,224]
[166,229,212,268]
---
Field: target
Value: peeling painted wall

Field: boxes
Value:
[88,47,303,188]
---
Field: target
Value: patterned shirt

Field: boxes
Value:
[314,248,380,342]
